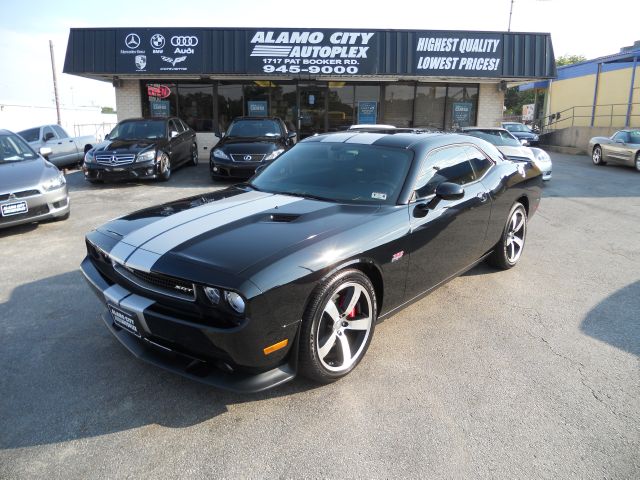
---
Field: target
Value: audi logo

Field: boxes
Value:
[171,36,199,47]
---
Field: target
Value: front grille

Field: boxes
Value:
[230,153,266,162]
[0,204,49,223]
[113,262,196,301]
[96,154,136,166]
[0,189,41,202]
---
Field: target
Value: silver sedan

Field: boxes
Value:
[0,129,70,230]
[589,130,640,171]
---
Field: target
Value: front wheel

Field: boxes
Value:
[190,144,198,166]
[299,269,377,384]
[635,153,640,172]
[592,146,606,165]
[487,202,527,270]
[158,153,171,181]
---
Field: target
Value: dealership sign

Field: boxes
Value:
[246,30,378,75]
[116,29,202,73]
[413,32,503,76]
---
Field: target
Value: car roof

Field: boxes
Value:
[232,116,282,121]
[301,131,486,151]
[462,127,508,132]
[0,129,15,135]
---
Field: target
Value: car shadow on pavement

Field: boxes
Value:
[580,280,640,357]
[0,270,319,450]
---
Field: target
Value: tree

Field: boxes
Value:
[504,87,536,116]
[556,54,587,67]
[101,106,116,114]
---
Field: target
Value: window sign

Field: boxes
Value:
[248,100,268,117]
[452,102,473,127]
[357,101,377,124]
[150,100,171,117]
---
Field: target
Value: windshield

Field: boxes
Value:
[227,119,281,138]
[0,133,38,163]
[504,123,531,133]
[465,130,521,147]
[109,120,166,141]
[18,127,40,143]
[250,142,413,205]
[629,130,640,144]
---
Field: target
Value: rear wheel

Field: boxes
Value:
[299,269,377,383]
[592,146,606,165]
[190,144,198,166]
[158,152,171,181]
[488,202,527,270]
[635,153,640,172]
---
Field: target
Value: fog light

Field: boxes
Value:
[204,287,221,304]
[213,166,219,172]
[225,291,245,314]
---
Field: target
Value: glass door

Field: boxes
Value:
[298,83,327,138]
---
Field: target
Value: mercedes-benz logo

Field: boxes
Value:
[125,33,141,49]
[243,155,252,161]
[110,156,117,164]
[150,33,165,49]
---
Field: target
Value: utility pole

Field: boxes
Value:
[49,40,62,125]
[508,0,514,32]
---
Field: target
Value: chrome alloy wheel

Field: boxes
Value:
[506,208,526,263]
[316,282,373,372]
[635,153,640,172]
[160,153,171,179]
[592,146,602,165]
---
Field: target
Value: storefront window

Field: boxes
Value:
[142,82,177,119]
[382,84,415,127]
[270,82,297,131]
[218,82,244,133]
[354,85,380,125]
[444,85,478,130]
[178,84,214,132]
[414,84,447,130]
[328,83,354,131]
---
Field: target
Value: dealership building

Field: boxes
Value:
[64,27,555,150]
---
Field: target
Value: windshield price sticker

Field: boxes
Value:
[248,30,378,75]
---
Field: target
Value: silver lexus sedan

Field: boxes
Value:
[0,129,70,229]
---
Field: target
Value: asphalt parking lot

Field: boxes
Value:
[1,154,638,479]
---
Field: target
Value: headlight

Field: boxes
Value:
[136,149,156,162]
[532,134,539,141]
[213,148,229,160]
[84,150,95,164]
[224,291,246,314]
[41,172,66,191]
[264,149,285,161]
[532,149,551,162]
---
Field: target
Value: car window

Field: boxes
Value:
[0,133,38,162]
[109,120,166,140]
[227,119,282,138]
[179,119,190,132]
[18,128,40,142]
[464,130,521,147]
[629,131,640,144]
[173,119,186,134]
[42,126,56,141]
[52,125,68,139]
[169,120,180,136]
[613,131,629,142]
[466,146,493,179]
[414,145,476,199]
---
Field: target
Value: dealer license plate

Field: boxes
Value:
[1,201,28,217]
[108,304,141,337]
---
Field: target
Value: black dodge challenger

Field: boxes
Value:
[81,131,542,392]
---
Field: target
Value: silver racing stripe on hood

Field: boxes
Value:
[120,194,303,272]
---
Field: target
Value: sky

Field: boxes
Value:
[0,0,638,112]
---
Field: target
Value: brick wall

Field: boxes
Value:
[115,80,142,121]
[477,83,505,127]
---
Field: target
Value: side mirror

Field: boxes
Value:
[43,132,55,142]
[39,147,52,158]
[435,182,465,201]
[520,139,529,146]
[104,133,110,140]
[287,131,297,139]
[170,130,178,138]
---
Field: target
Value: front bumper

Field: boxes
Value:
[0,185,69,229]
[80,256,297,393]
[83,161,160,182]
[210,157,262,179]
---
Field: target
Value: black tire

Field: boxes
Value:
[487,202,528,270]
[189,144,198,166]
[635,153,640,172]
[592,145,606,165]
[87,179,103,184]
[298,269,377,384]
[158,152,171,182]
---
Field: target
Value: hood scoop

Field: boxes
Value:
[264,213,300,223]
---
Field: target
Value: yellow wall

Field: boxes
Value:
[547,64,640,128]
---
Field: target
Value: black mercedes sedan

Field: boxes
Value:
[210,116,296,180]
[83,117,197,183]
[81,131,542,392]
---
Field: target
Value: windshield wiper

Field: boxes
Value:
[242,183,261,191]
[280,191,332,202]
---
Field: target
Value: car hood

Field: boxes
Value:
[509,131,537,139]
[216,138,282,154]
[94,139,161,155]
[0,157,58,192]
[97,187,380,288]
[496,145,535,160]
